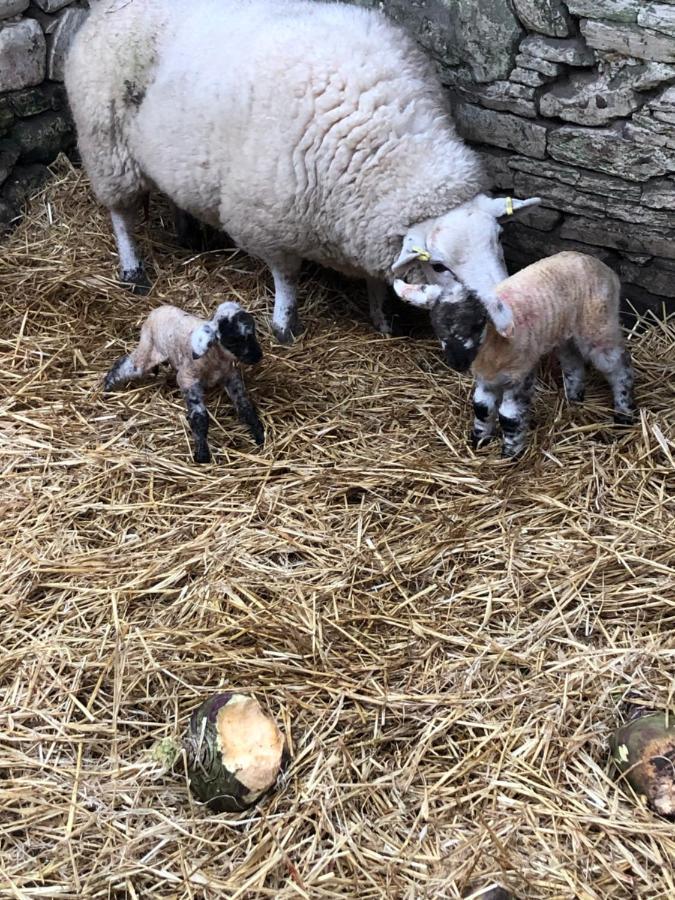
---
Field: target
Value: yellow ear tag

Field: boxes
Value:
[411,246,431,262]
[505,196,514,216]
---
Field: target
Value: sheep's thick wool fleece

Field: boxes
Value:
[65,0,485,278]
[475,252,623,384]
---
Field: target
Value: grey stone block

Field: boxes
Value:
[539,67,646,125]
[455,103,548,158]
[580,19,675,62]
[620,256,675,297]
[0,19,46,92]
[641,177,675,209]
[510,66,550,87]
[0,138,20,187]
[0,98,14,136]
[12,110,74,163]
[33,0,74,11]
[631,61,675,90]
[520,34,596,65]
[479,147,516,190]
[548,125,675,181]
[0,0,29,19]
[509,156,642,200]
[46,5,88,80]
[7,82,66,117]
[452,0,525,83]
[565,0,640,24]
[560,215,675,259]
[637,3,675,37]
[515,52,565,77]
[512,0,572,37]
[626,116,675,150]
[463,80,537,118]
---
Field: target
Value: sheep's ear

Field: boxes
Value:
[478,194,542,219]
[487,295,514,338]
[393,279,442,309]
[392,231,431,274]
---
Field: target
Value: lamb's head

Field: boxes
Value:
[393,277,487,373]
[393,194,540,338]
[212,301,262,365]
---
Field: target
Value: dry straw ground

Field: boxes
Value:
[1,159,674,899]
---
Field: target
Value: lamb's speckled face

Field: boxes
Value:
[393,279,487,373]
[213,301,262,365]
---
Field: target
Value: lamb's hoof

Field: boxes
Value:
[500,445,525,461]
[614,411,636,427]
[568,391,585,403]
[470,430,496,450]
[374,319,393,337]
[251,426,265,446]
[120,266,151,295]
[194,446,211,464]
[103,375,115,393]
[272,317,303,345]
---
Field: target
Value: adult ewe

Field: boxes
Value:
[65,0,539,343]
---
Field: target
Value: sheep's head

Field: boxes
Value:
[393,277,487,373]
[212,302,263,365]
[392,194,540,337]
[191,323,218,360]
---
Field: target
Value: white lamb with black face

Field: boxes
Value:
[104,301,264,463]
[394,251,636,458]
[64,0,539,344]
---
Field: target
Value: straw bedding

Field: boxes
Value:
[1,157,674,899]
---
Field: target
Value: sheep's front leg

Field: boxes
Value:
[367,278,392,335]
[471,378,501,448]
[588,346,636,426]
[183,384,211,464]
[224,369,265,446]
[498,373,535,459]
[558,339,586,402]
[269,254,302,345]
[110,202,150,294]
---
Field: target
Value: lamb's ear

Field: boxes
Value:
[393,279,442,309]
[478,194,542,219]
[485,294,514,338]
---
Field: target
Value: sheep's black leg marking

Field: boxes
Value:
[110,205,151,294]
[270,254,302,345]
[183,385,211,463]
[588,346,636,426]
[224,370,265,446]
[103,354,142,392]
[498,372,534,459]
[367,278,392,336]
[471,378,500,448]
[558,339,586,403]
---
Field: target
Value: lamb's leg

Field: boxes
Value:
[182,383,211,464]
[269,254,302,345]
[224,369,265,446]
[471,378,501,448]
[558,339,586,402]
[367,278,392,335]
[103,330,159,392]
[588,345,636,425]
[110,202,150,294]
[498,372,535,459]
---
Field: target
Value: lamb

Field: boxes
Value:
[64,0,539,345]
[104,301,264,463]
[393,251,636,458]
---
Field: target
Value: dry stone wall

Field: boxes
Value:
[0,0,87,230]
[356,0,675,314]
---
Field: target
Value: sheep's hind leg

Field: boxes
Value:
[182,384,211,464]
[471,378,500,449]
[269,254,302,345]
[558,339,586,402]
[367,278,392,335]
[224,370,265,446]
[588,345,636,426]
[111,202,151,294]
[498,372,535,459]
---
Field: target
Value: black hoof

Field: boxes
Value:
[120,266,151,295]
[500,445,525,460]
[614,411,636,427]
[194,446,211,464]
[470,430,496,450]
[103,375,114,393]
[568,391,585,403]
[252,427,265,447]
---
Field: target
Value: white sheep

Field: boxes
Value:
[104,301,264,463]
[393,251,636,457]
[64,0,539,344]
